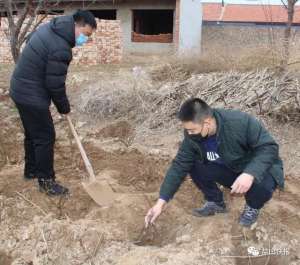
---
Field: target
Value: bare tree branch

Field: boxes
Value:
[2,0,59,62]
[3,0,15,32]
[280,0,299,69]
[18,0,44,46]
[20,13,47,46]
[281,0,288,9]
[15,0,33,39]
[3,0,83,63]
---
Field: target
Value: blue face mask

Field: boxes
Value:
[75,33,88,46]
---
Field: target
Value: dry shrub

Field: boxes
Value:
[78,68,300,135]
[150,62,192,82]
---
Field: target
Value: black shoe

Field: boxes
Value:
[192,201,227,217]
[24,173,37,181]
[239,204,260,227]
[39,179,69,196]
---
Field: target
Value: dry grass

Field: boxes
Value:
[147,46,283,84]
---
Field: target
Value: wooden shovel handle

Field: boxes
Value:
[66,115,96,182]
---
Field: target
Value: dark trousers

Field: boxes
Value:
[190,161,277,209]
[15,103,55,180]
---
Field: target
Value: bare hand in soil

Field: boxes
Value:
[145,198,166,228]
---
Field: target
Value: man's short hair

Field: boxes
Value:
[178,98,213,123]
[73,10,97,29]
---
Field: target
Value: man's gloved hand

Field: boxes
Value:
[56,100,70,114]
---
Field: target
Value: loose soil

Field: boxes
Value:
[0,63,299,265]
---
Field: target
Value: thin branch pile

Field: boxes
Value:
[79,68,300,132]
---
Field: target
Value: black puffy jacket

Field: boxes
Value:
[10,15,75,114]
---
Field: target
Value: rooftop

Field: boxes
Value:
[203,3,300,23]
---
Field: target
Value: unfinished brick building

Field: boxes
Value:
[0,0,202,64]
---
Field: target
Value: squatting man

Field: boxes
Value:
[145,98,284,227]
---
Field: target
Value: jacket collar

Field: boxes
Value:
[212,108,224,142]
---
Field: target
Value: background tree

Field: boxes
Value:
[281,0,299,67]
[2,0,58,63]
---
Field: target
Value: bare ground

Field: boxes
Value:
[0,62,299,265]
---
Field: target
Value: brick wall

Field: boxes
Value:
[73,19,122,64]
[201,24,300,65]
[0,16,123,64]
[132,32,173,43]
[0,21,13,64]
[202,24,300,54]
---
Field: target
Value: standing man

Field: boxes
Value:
[145,98,284,227]
[10,10,97,195]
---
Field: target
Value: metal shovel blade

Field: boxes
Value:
[82,180,117,207]
[66,115,117,207]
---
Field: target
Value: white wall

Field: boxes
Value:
[178,0,202,56]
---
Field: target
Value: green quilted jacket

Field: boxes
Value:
[159,108,284,200]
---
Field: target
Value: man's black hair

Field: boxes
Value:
[73,10,97,29]
[178,98,213,123]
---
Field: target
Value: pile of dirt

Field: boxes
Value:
[88,121,135,147]
[96,121,133,139]
[76,145,169,193]
[0,250,12,265]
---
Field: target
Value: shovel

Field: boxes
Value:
[66,115,116,206]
